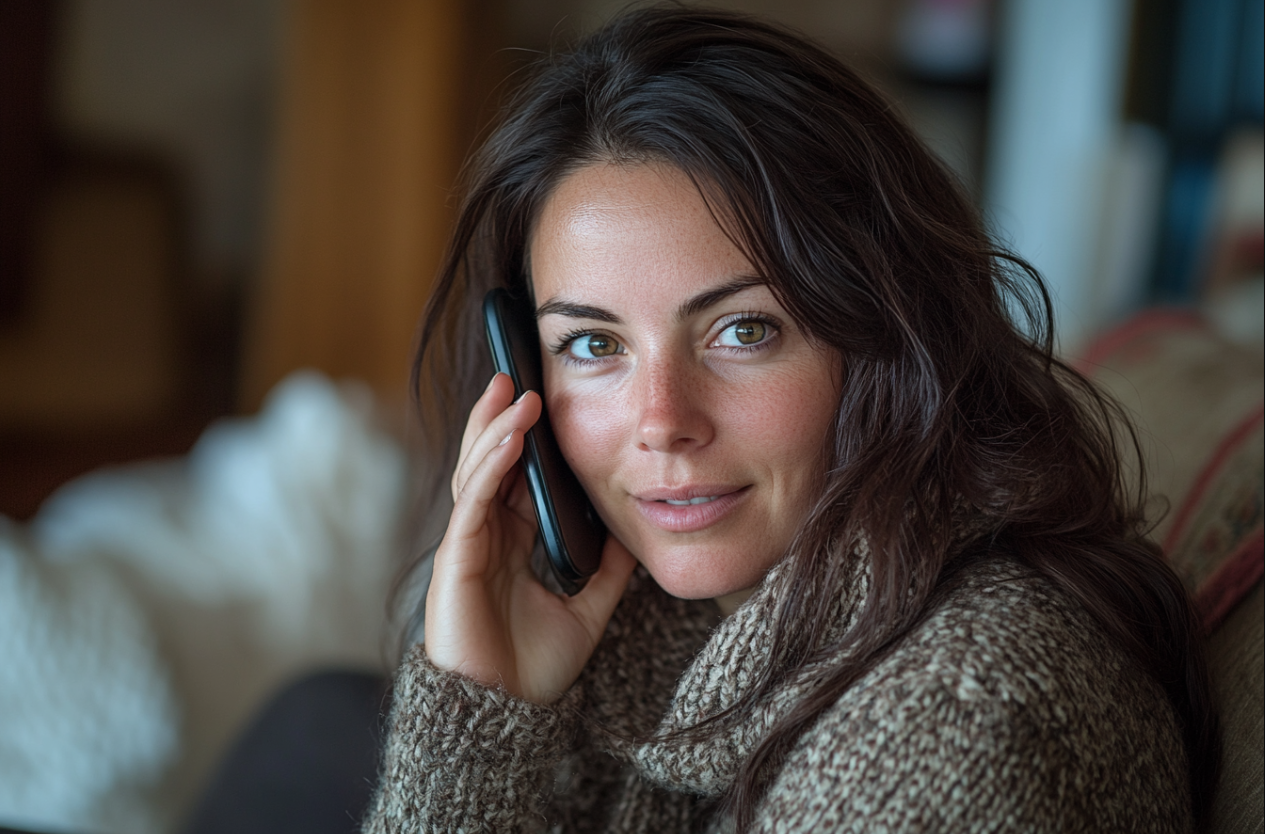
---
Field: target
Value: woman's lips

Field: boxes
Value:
[635,486,750,533]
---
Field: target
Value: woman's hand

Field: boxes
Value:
[424,373,637,704]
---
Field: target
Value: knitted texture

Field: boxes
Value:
[366,644,579,832]
[363,555,1192,833]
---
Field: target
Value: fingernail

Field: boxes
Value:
[514,389,534,405]
[486,374,500,392]
[498,430,515,446]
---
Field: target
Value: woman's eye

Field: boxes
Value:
[567,333,623,360]
[715,319,769,347]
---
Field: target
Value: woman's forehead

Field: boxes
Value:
[529,162,763,317]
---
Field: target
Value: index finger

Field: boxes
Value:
[454,374,516,490]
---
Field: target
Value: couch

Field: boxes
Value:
[1081,310,1263,834]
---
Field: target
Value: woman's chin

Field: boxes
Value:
[631,544,773,602]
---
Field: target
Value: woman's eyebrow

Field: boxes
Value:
[675,277,765,320]
[534,277,765,324]
[535,300,621,323]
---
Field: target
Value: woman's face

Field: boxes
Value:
[530,162,840,602]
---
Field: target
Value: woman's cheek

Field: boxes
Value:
[546,382,626,495]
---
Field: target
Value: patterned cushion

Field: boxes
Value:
[1080,310,1263,833]
[1162,406,1264,631]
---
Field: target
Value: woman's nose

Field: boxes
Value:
[632,359,714,453]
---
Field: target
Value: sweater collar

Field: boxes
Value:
[581,540,870,797]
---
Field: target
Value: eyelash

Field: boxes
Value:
[549,312,781,364]
[549,328,606,357]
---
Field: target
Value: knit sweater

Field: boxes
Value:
[362,551,1192,833]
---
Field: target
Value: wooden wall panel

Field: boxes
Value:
[242,0,465,408]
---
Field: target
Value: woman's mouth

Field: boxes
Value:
[636,487,749,533]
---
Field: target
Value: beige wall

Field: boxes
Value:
[241,0,467,408]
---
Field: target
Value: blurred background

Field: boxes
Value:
[0,0,1261,831]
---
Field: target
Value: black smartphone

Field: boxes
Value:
[483,287,606,595]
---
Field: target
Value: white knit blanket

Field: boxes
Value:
[0,372,411,833]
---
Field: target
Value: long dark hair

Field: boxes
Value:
[407,5,1219,827]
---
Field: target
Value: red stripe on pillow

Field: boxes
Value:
[1162,404,1265,555]
[1075,309,1206,372]
[1195,526,1264,633]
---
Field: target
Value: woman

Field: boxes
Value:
[366,7,1218,831]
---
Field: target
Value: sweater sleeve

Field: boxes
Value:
[361,644,578,834]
